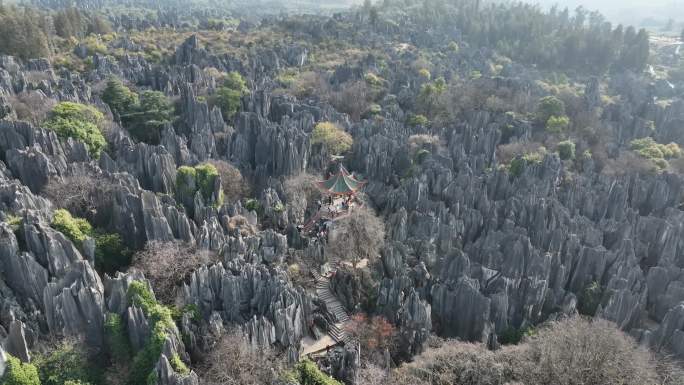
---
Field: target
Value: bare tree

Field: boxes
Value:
[131,241,218,304]
[358,364,389,385]
[389,317,682,385]
[207,160,252,204]
[328,80,372,121]
[42,173,116,219]
[198,329,285,385]
[283,172,323,223]
[9,90,57,125]
[326,206,385,265]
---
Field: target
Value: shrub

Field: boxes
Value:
[311,122,353,155]
[557,140,576,160]
[175,164,223,207]
[2,355,40,385]
[545,115,570,133]
[51,209,93,247]
[34,341,102,385]
[498,325,535,345]
[509,147,547,177]
[44,102,106,157]
[630,137,681,169]
[537,95,565,123]
[418,68,431,80]
[364,73,384,87]
[126,281,177,385]
[295,360,343,385]
[194,163,221,203]
[169,355,189,375]
[447,41,460,53]
[104,313,131,364]
[578,281,603,316]
[94,232,131,275]
[406,114,429,127]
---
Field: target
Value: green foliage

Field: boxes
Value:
[224,71,248,93]
[578,281,603,316]
[0,6,50,60]
[104,313,131,364]
[215,71,248,121]
[126,281,178,385]
[417,68,431,80]
[94,231,131,276]
[537,96,565,124]
[102,78,138,118]
[447,41,460,53]
[34,342,102,385]
[509,148,547,177]
[51,209,93,247]
[557,140,576,160]
[5,215,22,231]
[498,325,536,345]
[311,122,353,155]
[417,77,447,117]
[294,360,343,385]
[545,115,570,133]
[364,73,384,87]
[406,114,429,127]
[244,198,262,213]
[44,102,106,157]
[630,137,681,169]
[1,355,40,385]
[194,163,220,203]
[175,164,223,207]
[126,91,173,144]
[169,355,189,375]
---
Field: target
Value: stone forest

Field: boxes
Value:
[0,0,684,385]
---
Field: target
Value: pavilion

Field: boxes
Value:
[317,165,366,196]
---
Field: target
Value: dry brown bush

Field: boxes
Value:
[9,91,57,125]
[496,141,545,165]
[207,160,252,204]
[326,206,385,265]
[408,134,442,154]
[390,317,682,385]
[226,215,256,236]
[198,329,285,385]
[601,151,658,177]
[291,71,330,99]
[131,241,218,304]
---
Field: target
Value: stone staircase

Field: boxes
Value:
[312,269,352,345]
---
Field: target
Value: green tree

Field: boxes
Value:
[34,341,101,385]
[545,115,570,133]
[126,91,173,144]
[557,140,576,160]
[102,78,138,119]
[536,96,566,124]
[215,71,248,121]
[311,122,353,155]
[1,355,40,385]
